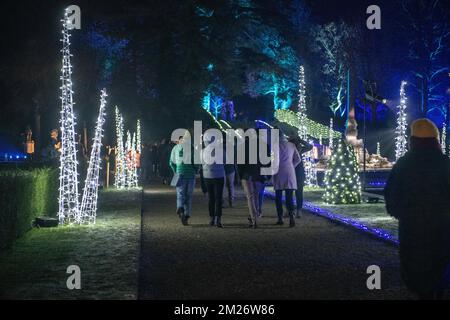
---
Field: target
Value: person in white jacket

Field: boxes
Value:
[272,131,301,227]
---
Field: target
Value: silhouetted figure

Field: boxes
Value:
[201,134,225,228]
[237,129,265,228]
[385,119,450,300]
[289,136,313,218]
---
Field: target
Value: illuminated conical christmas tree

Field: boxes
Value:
[323,139,362,204]
[58,8,80,224]
[395,81,408,161]
[130,132,139,188]
[80,89,107,224]
[114,106,126,189]
[125,130,135,188]
[297,65,317,187]
[136,119,142,154]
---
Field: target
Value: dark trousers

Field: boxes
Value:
[295,180,305,210]
[205,178,224,218]
[275,189,295,220]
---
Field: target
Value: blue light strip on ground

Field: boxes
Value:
[264,190,399,245]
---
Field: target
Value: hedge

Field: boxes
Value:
[0,168,58,249]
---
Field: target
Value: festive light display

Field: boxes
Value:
[125,130,132,187]
[395,81,408,161]
[329,118,334,150]
[114,106,126,189]
[58,9,80,224]
[80,89,107,224]
[136,119,142,154]
[275,109,341,140]
[323,139,362,204]
[441,123,446,155]
[131,132,139,187]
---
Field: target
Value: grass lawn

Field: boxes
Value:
[265,187,398,241]
[303,188,398,238]
[0,189,142,300]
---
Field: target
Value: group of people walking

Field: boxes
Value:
[169,128,313,229]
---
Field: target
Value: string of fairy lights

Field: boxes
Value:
[275,109,342,141]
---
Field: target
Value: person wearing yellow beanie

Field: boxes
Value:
[385,118,450,300]
[409,118,441,151]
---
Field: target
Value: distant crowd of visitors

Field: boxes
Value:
[142,128,312,229]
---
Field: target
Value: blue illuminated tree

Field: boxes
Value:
[400,0,450,119]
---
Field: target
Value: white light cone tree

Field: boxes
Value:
[136,119,142,154]
[297,66,317,187]
[441,123,446,155]
[125,130,133,188]
[131,132,139,188]
[80,89,107,224]
[115,106,126,189]
[58,9,80,224]
[395,81,408,161]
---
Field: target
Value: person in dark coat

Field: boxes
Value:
[289,136,313,218]
[385,118,450,300]
[237,130,265,228]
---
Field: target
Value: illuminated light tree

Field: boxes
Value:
[441,123,446,155]
[125,130,131,187]
[297,66,317,187]
[329,118,334,150]
[297,66,307,139]
[58,9,80,224]
[125,131,138,188]
[136,119,142,154]
[395,81,408,161]
[131,132,139,188]
[323,139,362,204]
[80,89,107,224]
[114,106,126,189]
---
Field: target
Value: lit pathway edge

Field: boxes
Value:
[264,190,399,246]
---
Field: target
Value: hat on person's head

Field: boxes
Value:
[411,118,439,139]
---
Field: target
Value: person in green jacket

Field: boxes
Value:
[170,137,199,226]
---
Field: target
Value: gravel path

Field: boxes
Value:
[139,183,414,300]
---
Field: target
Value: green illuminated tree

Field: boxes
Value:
[323,139,361,204]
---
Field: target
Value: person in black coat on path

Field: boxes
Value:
[289,136,313,218]
[385,118,450,300]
